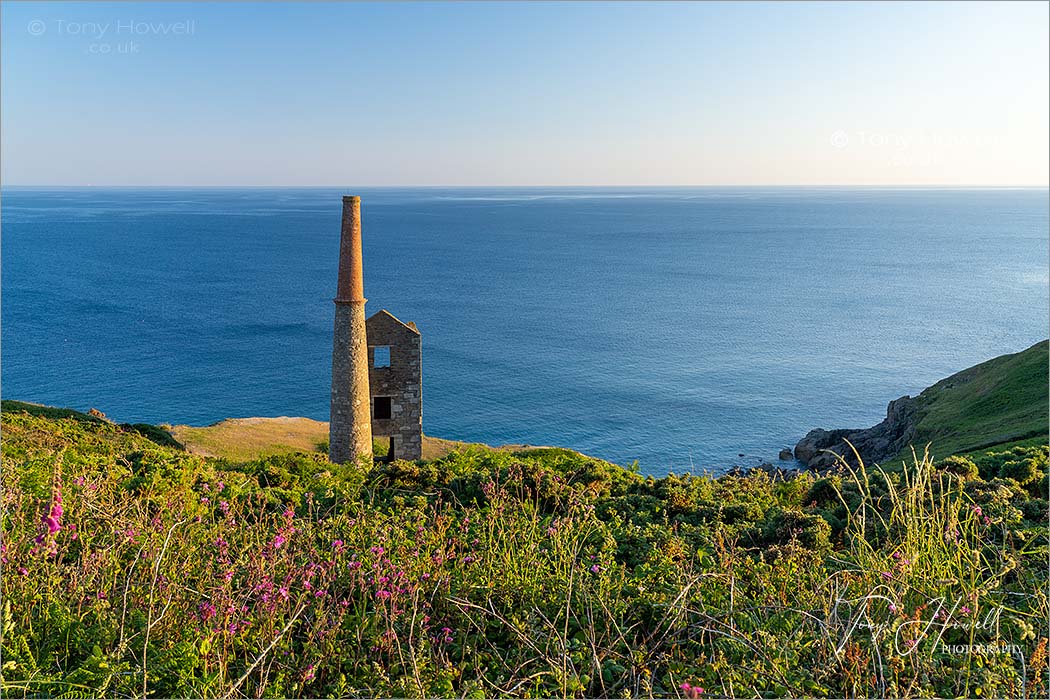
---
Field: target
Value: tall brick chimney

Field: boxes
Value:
[329,196,373,463]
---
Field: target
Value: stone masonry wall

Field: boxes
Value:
[366,310,422,460]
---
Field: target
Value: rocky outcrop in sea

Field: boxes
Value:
[794,395,919,470]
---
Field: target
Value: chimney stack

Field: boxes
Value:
[329,196,373,463]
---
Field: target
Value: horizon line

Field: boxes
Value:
[3,183,1049,189]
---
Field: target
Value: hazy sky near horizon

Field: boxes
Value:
[2,1,1048,186]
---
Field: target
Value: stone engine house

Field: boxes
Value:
[366,310,422,461]
[330,195,423,464]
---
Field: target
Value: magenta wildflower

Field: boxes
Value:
[273,534,287,549]
[881,571,893,579]
[375,590,391,600]
[35,486,64,544]
[681,682,704,698]
[197,601,217,621]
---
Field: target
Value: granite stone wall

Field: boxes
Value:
[366,310,422,460]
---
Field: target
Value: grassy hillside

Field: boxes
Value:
[888,340,1048,463]
[170,417,329,460]
[2,402,1047,698]
[170,417,551,463]
[0,401,563,463]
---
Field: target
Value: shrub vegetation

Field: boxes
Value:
[1,406,1047,698]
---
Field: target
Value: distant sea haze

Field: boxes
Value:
[2,187,1047,474]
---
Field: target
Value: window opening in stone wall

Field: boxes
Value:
[373,396,392,420]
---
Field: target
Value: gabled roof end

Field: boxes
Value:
[366,308,421,335]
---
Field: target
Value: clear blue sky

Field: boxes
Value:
[3,1,1047,186]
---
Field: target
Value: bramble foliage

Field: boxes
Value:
[935,455,980,480]
[1,408,1047,698]
[969,443,1048,491]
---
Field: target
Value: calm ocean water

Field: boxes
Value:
[2,187,1047,473]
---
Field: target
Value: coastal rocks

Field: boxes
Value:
[727,461,802,481]
[794,395,920,470]
[794,428,852,467]
[778,448,794,460]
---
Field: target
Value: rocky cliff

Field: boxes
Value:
[794,340,1048,470]
[794,395,919,469]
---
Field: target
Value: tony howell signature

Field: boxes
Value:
[831,590,1013,657]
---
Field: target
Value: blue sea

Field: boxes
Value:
[2,187,1047,473]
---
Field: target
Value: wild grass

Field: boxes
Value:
[1,408,1047,698]
[170,417,331,461]
[170,415,535,463]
